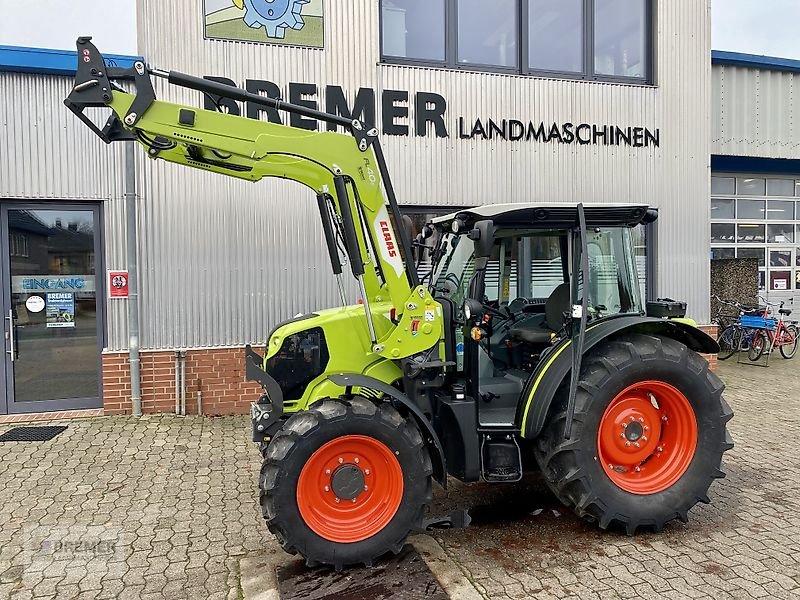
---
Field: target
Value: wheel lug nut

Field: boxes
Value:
[629,416,635,422]
[662,416,668,421]
[642,436,648,442]
[625,441,631,446]
[335,497,340,503]
[351,498,356,503]
[639,417,644,423]
[657,446,663,452]
[644,426,649,431]
[354,457,359,464]
[338,457,344,463]
[364,485,369,491]
[324,486,329,492]
[635,466,641,472]
[622,423,628,428]
[365,469,370,475]
[634,442,640,448]
[325,469,331,475]
[620,434,625,439]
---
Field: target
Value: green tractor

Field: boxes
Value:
[67,39,733,570]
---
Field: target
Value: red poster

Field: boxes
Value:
[108,270,129,298]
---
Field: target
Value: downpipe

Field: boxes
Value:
[125,141,142,417]
[174,350,187,415]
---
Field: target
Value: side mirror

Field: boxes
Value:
[468,220,495,258]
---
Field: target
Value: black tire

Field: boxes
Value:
[717,325,740,360]
[748,331,767,361]
[533,333,733,534]
[259,396,432,569]
[779,324,799,359]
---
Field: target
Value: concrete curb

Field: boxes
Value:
[411,534,485,600]
[238,549,295,600]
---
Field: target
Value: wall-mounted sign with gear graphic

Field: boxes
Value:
[204,0,324,48]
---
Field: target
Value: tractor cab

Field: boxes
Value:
[430,204,654,433]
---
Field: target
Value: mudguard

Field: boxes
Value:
[518,316,720,439]
[328,373,447,487]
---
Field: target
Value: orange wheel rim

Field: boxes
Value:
[296,435,403,543]
[597,381,697,494]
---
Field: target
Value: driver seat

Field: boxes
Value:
[508,283,571,345]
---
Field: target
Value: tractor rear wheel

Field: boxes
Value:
[534,333,733,534]
[259,396,432,569]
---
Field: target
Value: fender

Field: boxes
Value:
[518,316,720,439]
[328,373,447,487]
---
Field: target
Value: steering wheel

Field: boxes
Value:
[507,297,530,316]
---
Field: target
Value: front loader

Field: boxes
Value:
[66,38,733,570]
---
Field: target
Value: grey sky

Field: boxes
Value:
[0,0,138,55]
[1,1,800,60]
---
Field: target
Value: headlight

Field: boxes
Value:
[464,302,471,320]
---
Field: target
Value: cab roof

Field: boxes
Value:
[432,203,657,230]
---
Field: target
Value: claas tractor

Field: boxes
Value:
[66,38,733,570]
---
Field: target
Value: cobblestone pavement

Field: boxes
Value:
[0,356,797,599]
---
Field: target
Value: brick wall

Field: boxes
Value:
[698,324,719,373]
[102,347,264,416]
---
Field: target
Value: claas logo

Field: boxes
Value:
[379,221,397,258]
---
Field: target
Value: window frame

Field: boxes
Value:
[379,0,655,85]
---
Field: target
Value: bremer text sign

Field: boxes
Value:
[203,78,660,148]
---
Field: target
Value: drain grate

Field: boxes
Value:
[0,426,67,442]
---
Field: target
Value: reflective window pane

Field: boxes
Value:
[530,0,582,73]
[738,248,765,267]
[382,0,445,61]
[711,223,735,244]
[737,199,765,219]
[458,0,518,67]
[797,248,800,267]
[711,176,735,195]
[737,224,765,243]
[767,200,794,221]
[767,178,795,196]
[737,177,766,196]
[768,224,794,244]
[770,251,792,268]
[711,248,735,260]
[594,0,646,78]
[711,198,735,219]
[770,270,791,290]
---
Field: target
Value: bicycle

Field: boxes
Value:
[748,301,799,361]
[713,296,760,360]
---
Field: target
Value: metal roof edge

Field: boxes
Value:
[0,45,142,77]
[712,50,800,74]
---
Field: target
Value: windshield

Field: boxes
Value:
[432,226,643,319]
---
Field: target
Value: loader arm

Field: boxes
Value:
[64,37,443,360]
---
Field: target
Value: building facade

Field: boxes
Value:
[0,0,714,416]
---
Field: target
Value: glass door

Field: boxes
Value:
[1,205,103,414]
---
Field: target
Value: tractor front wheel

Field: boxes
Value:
[259,396,432,569]
[534,333,733,534]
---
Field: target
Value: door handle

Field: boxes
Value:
[6,309,15,362]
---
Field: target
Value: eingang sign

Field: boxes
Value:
[202,79,660,148]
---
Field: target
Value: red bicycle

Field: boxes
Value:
[748,302,799,360]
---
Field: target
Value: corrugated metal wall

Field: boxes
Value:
[713,64,800,159]
[0,72,130,346]
[2,0,712,352]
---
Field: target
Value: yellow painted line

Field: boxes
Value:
[520,324,600,437]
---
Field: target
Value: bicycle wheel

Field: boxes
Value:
[717,325,739,360]
[779,324,799,359]
[748,331,767,361]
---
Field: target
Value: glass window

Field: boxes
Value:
[767,200,794,221]
[737,224,765,243]
[711,176,735,195]
[770,270,791,291]
[737,199,765,219]
[796,271,800,290]
[529,0,583,73]
[797,249,800,267]
[711,248,735,260]
[594,0,646,78]
[759,271,766,291]
[768,224,794,244]
[737,178,766,196]
[738,248,765,267]
[381,0,446,61]
[767,178,795,196]
[711,199,735,219]
[457,0,518,67]
[770,251,792,268]
[711,223,735,244]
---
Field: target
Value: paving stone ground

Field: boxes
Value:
[0,355,797,599]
